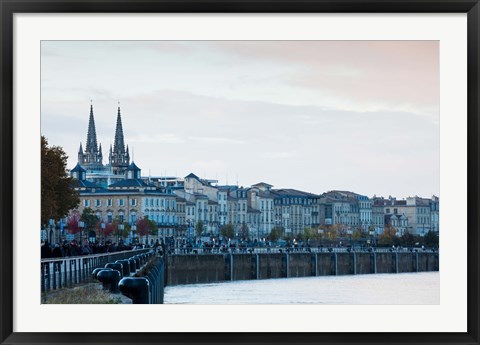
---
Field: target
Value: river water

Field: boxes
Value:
[164,272,439,304]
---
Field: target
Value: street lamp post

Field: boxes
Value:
[48,219,55,244]
[100,222,106,243]
[131,224,137,244]
[78,221,85,245]
[118,223,124,244]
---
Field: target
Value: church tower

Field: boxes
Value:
[78,104,104,171]
[109,105,130,175]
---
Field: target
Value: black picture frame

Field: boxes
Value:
[1,1,479,344]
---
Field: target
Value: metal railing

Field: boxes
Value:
[41,248,150,292]
[169,246,437,255]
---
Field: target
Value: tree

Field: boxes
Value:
[41,136,79,226]
[95,220,114,242]
[148,218,159,240]
[400,230,415,247]
[220,223,235,239]
[240,223,249,239]
[195,221,204,237]
[268,227,284,242]
[80,207,98,243]
[104,222,114,238]
[377,226,399,247]
[352,227,367,241]
[303,227,317,240]
[136,217,151,243]
[81,207,98,230]
[423,230,439,247]
[66,210,81,236]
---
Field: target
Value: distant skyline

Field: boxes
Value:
[41,41,439,199]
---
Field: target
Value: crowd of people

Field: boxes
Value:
[40,239,161,259]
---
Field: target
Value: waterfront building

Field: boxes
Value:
[372,198,386,234]
[272,188,319,236]
[249,183,275,238]
[319,191,361,229]
[430,195,440,234]
[71,161,178,242]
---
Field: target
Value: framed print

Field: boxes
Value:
[1,1,479,345]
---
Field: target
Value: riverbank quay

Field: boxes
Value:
[165,247,439,286]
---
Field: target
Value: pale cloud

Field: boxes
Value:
[130,133,185,144]
[189,136,245,144]
[207,41,439,115]
[259,151,294,159]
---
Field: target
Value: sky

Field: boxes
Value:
[41,41,439,199]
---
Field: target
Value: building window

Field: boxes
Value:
[107,199,112,207]
[83,199,90,207]
[130,198,137,206]
[95,199,101,207]
[118,199,124,207]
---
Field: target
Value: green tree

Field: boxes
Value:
[195,221,204,237]
[423,230,439,247]
[148,218,159,239]
[41,136,79,226]
[240,223,249,239]
[220,223,235,239]
[268,227,284,242]
[302,227,317,240]
[81,207,98,243]
[400,230,415,247]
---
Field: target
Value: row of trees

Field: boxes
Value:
[266,225,439,248]
[66,207,159,244]
[187,221,438,248]
[192,221,250,240]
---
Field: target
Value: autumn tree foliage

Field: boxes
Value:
[95,220,114,240]
[41,136,79,226]
[136,217,151,241]
[66,210,81,235]
[377,226,399,246]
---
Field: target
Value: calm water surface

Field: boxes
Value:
[164,272,439,305]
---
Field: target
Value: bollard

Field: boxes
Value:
[92,267,112,281]
[105,263,123,278]
[128,259,136,273]
[116,260,131,277]
[133,257,141,270]
[97,269,121,293]
[118,277,150,304]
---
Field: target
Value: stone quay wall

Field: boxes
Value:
[166,251,439,286]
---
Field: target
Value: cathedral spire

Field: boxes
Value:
[110,103,130,175]
[113,105,125,154]
[85,104,98,154]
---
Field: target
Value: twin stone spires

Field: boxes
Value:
[78,103,130,175]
